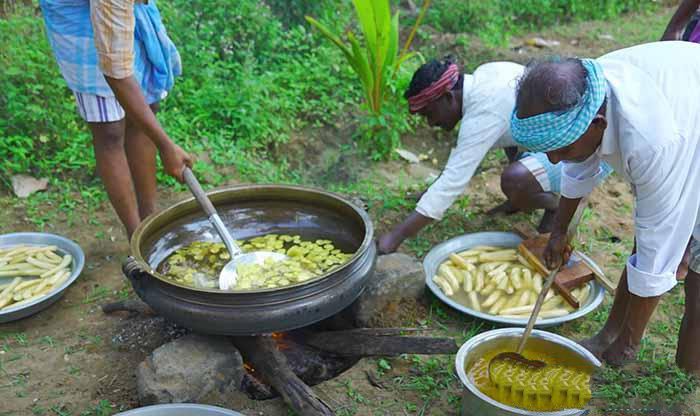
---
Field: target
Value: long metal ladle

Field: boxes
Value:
[488,200,587,375]
[182,168,287,290]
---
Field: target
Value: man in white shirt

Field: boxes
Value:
[377,57,612,254]
[511,42,700,375]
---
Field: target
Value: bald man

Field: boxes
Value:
[510,42,700,375]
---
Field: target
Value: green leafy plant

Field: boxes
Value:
[306,0,431,159]
[306,0,428,114]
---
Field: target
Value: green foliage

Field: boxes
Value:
[307,0,404,114]
[0,11,94,185]
[594,360,697,411]
[154,0,360,184]
[306,0,429,159]
[1,1,360,195]
[267,0,344,27]
[423,0,662,45]
[354,62,417,160]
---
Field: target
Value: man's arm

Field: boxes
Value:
[378,212,433,254]
[543,196,580,267]
[377,111,508,253]
[544,155,603,268]
[661,0,700,40]
[105,76,191,180]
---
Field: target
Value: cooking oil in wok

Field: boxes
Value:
[468,344,593,411]
[158,234,352,291]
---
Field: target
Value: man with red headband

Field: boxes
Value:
[377,57,612,254]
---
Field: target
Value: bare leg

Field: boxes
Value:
[602,291,661,366]
[498,161,560,232]
[677,243,691,281]
[124,102,159,220]
[676,268,700,376]
[89,120,141,239]
[580,269,632,358]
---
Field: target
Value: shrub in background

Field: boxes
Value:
[306,0,431,160]
[424,0,664,45]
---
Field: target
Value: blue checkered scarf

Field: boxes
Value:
[510,59,606,153]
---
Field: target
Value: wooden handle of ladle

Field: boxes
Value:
[183,167,217,218]
[517,261,562,354]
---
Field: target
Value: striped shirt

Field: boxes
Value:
[90,0,141,79]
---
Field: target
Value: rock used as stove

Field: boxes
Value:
[136,334,245,405]
[354,253,424,326]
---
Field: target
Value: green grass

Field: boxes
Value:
[593,361,698,413]
[421,0,671,45]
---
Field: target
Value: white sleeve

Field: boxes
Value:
[560,153,605,199]
[416,111,508,220]
[626,140,697,297]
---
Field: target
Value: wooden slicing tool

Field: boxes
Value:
[512,222,616,310]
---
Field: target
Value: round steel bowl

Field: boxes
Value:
[127,184,376,336]
[0,232,85,323]
[115,404,243,416]
[424,232,605,327]
[456,328,601,416]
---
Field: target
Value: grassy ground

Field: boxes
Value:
[2,4,699,416]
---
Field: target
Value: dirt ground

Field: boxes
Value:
[0,162,639,416]
[2,6,697,416]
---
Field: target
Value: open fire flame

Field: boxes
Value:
[243,332,290,375]
[271,331,289,350]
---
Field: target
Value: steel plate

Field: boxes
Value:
[423,232,606,328]
[0,232,85,323]
[115,404,243,416]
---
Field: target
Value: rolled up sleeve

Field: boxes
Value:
[90,0,135,79]
[416,111,508,220]
[560,153,604,199]
[626,139,699,297]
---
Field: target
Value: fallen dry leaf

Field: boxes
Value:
[395,148,420,164]
[524,37,561,48]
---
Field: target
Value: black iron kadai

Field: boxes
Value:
[124,185,376,336]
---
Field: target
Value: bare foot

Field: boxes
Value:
[602,337,639,367]
[579,332,616,359]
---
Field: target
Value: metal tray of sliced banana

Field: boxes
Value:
[423,232,605,327]
[0,232,85,323]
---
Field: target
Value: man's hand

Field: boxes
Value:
[378,211,434,255]
[378,232,403,254]
[159,142,192,183]
[543,231,572,269]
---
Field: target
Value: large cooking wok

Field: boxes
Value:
[125,185,376,336]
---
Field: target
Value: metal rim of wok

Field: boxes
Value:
[125,184,377,335]
[0,232,85,323]
[130,184,374,294]
[455,327,602,416]
[115,404,244,416]
[423,232,606,328]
